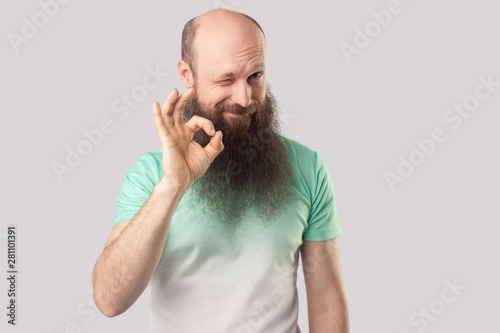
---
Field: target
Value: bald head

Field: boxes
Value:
[181,9,266,77]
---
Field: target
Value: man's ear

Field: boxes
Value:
[178,59,194,89]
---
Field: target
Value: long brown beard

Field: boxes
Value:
[182,86,295,231]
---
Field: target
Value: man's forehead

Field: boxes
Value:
[195,31,266,79]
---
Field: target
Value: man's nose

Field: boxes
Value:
[231,80,252,108]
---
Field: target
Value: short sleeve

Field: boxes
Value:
[302,152,342,241]
[113,152,160,227]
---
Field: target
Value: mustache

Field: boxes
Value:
[213,100,261,115]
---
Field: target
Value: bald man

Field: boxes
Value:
[92,9,349,333]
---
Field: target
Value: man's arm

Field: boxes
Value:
[92,179,187,317]
[300,238,349,333]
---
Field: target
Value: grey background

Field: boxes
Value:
[1,0,498,332]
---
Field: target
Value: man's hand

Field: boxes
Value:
[152,88,224,191]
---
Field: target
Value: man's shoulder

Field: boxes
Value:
[278,134,318,162]
[125,149,163,180]
[149,148,163,161]
[132,149,163,165]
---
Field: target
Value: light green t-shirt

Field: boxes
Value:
[113,135,342,332]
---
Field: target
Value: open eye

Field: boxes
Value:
[248,72,262,80]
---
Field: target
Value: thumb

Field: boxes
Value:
[204,130,224,162]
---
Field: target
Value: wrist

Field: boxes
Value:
[154,177,190,197]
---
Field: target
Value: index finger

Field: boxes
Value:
[162,88,179,120]
[153,100,170,139]
[172,88,195,125]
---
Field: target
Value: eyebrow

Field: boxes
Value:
[213,63,265,81]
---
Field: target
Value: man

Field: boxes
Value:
[92,8,349,333]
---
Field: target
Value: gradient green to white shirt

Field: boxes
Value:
[113,135,342,333]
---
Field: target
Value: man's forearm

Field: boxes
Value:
[92,178,187,317]
[308,292,350,333]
